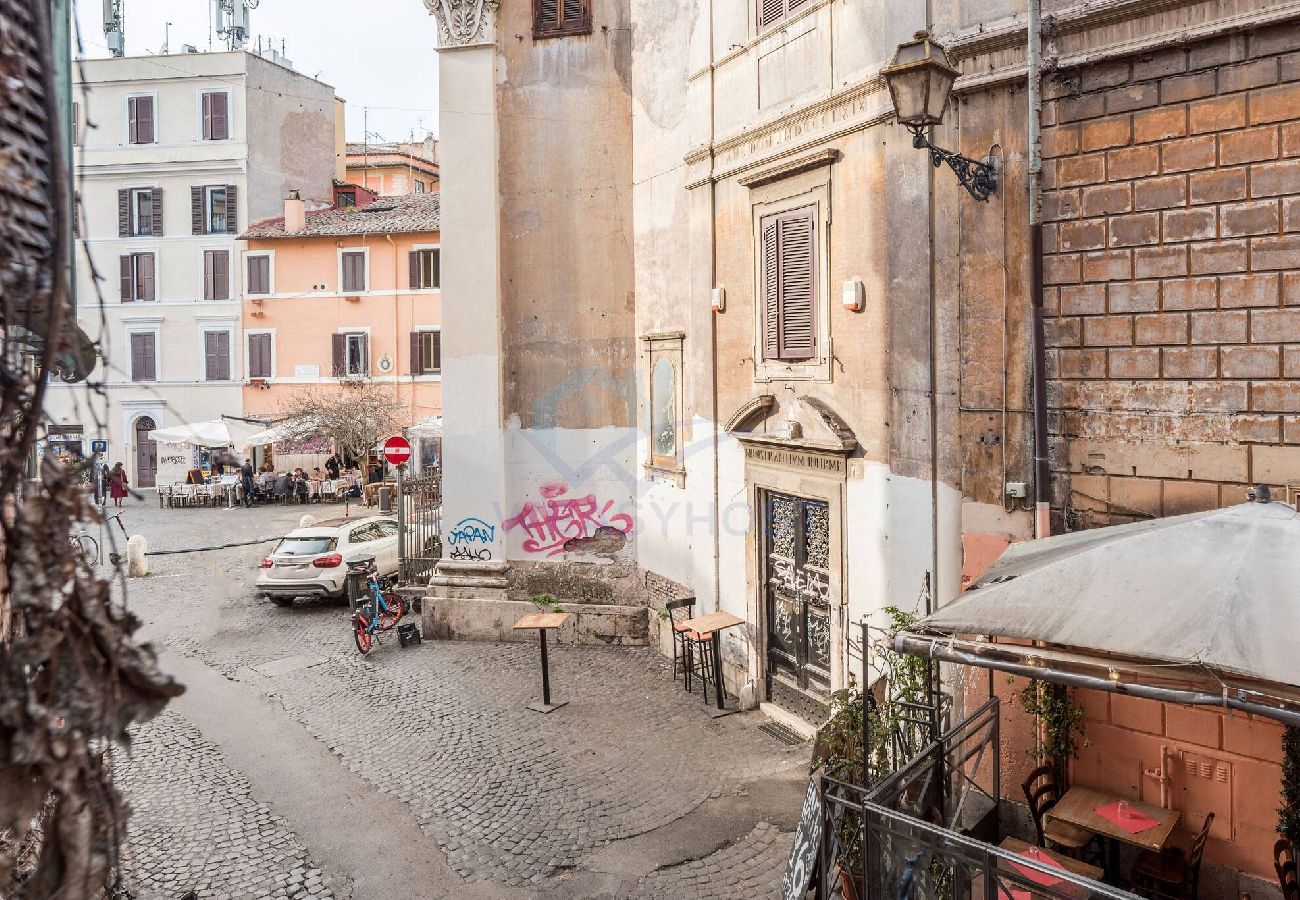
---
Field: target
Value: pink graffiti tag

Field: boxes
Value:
[502,485,635,557]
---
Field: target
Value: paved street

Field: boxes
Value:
[104,497,806,899]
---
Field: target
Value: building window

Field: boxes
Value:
[411,330,441,375]
[203,250,231,301]
[533,0,590,38]
[409,249,440,290]
[248,332,273,379]
[119,252,156,302]
[759,205,817,362]
[757,0,814,31]
[247,254,271,295]
[203,330,231,381]
[337,190,357,207]
[129,332,157,382]
[341,251,367,293]
[333,332,369,377]
[414,180,426,193]
[127,94,155,144]
[201,90,229,141]
[643,333,685,474]
[191,184,237,235]
[119,187,162,238]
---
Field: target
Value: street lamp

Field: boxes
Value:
[881,31,997,201]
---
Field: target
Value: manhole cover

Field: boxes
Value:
[759,721,808,746]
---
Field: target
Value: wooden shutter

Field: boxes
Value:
[761,218,779,359]
[205,331,230,380]
[212,250,230,300]
[130,95,154,144]
[225,185,238,234]
[431,249,440,288]
[430,332,441,372]
[127,96,138,144]
[249,334,271,378]
[118,189,130,237]
[138,253,156,301]
[561,0,583,24]
[131,333,156,381]
[248,255,269,294]
[776,208,816,360]
[410,331,422,375]
[342,252,364,292]
[758,0,784,28]
[331,334,346,376]
[120,255,134,302]
[191,186,204,234]
[203,250,215,300]
[202,92,212,140]
[536,0,559,29]
[205,331,219,380]
[409,251,420,290]
[210,92,229,140]
[151,188,163,236]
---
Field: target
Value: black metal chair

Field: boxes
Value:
[1132,811,1214,900]
[664,598,695,683]
[1021,765,1097,859]
[664,597,715,703]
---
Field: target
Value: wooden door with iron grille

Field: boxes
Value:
[764,492,831,722]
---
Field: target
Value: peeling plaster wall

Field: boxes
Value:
[245,54,336,217]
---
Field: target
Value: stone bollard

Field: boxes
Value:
[127,534,149,577]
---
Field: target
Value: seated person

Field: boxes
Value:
[368,463,384,484]
[272,472,293,498]
[292,468,310,501]
[311,467,325,482]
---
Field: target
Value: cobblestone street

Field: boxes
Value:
[106,498,807,899]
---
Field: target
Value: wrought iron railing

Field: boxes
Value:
[398,473,441,584]
[820,698,1139,900]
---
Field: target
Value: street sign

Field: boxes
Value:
[383,435,412,466]
[91,439,108,453]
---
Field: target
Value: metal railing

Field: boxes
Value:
[398,472,441,584]
[820,698,1139,900]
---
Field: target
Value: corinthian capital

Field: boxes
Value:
[423,0,500,47]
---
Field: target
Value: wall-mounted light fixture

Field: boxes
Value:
[711,286,726,312]
[842,278,864,312]
[880,31,997,202]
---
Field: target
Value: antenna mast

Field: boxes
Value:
[214,0,261,51]
[103,0,125,56]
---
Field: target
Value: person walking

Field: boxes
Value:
[108,462,129,508]
[241,459,255,508]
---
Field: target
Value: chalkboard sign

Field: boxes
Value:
[781,776,825,900]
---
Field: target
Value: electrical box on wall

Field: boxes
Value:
[1006,482,1028,499]
[711,286,726,312]
[842,278,864,312]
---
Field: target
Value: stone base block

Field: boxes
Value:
[421,596,649,646]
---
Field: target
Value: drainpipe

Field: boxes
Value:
[1028,0,1051,540]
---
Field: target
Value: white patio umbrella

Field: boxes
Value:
[147,417,266,449]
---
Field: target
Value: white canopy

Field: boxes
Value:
[147,417,266,448]
[241,419,315,447]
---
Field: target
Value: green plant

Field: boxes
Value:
[1280,725,1300,850]
[1018,679,1084,783]
[530,593,559,611]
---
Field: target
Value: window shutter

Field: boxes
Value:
[410,331,422,375]
[191,186,204,234]
[120,256,134,302]
[248,256,269,294]
[249,334,271,378]
[211,92,229,140]
[127,96,137,144]
[431,249,440,288]
[140,253,156,301]
[132,333,156,381]
[151,188,163,236]
[431,332,441,372]
[209,331,230,380]
[137,96,154,143]
[118,189,130,237]
[203,250,215,300]
[213,250,230,300]
[758,0,784,27]
[537,0,559,28]
[761,218,779,359]
[331,334,346,377]
[205,331,219,380]
[202,92,212,141]
[225,185,238,234]
[409,251,420,290]
[561,0,583,24]
[776,210,816,360]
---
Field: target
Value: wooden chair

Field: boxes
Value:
[1277,838,1298,900]
[1132,812,1214,900]
[1021,765,1096,858]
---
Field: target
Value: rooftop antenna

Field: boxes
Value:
[161,20,171,54]
[214,0,260,51]
[103,0,125,57]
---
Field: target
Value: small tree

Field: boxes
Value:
[1281,725,1300,851]
[275,383,406,466]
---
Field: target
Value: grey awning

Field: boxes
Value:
[894,501,1300,724]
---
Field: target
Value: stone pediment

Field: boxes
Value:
[724,393,857,454]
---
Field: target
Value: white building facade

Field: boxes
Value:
[45,51,337,486]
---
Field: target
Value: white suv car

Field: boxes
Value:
[256,516,402,606]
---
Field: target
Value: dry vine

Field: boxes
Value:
[0,1,183,895]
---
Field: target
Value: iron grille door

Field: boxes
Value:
[765,492,831,721]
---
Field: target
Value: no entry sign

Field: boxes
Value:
[383,435,412,465]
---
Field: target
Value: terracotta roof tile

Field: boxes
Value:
[240,192,440,240]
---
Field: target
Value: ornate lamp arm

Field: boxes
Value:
[909,128,998,202]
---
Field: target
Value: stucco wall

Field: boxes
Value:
[245,54,336,218]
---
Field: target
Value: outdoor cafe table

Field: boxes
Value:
[1047,786,1180,882]
[677,610,745,717]
[996,837,1103,899]
[512,611,572,714]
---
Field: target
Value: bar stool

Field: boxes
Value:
[664,598,696,685]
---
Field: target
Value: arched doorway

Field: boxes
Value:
[133,416,157,488]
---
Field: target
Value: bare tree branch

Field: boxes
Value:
[274,383,406,465]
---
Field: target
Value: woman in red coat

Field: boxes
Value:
[108,462,129,507]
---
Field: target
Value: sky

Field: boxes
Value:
[73,0,440,143]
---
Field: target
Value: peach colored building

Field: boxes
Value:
[344,137,439,196]
[239,191,441,431]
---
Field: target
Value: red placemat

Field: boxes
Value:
[1008,847,1067,900]
[1095,800,1160,834]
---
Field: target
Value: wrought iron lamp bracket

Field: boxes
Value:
[909,127,997,202]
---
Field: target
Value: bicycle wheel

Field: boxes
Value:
[72,534,98,567]
[377,593,405,631]
[353,614,374,654]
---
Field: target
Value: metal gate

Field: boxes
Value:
[764,492,832,722]
[398,472,442,583]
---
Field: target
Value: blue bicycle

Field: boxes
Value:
[351,562,405,654]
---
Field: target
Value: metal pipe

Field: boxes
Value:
[891,633,1300,728]
[1028,0,1051,539]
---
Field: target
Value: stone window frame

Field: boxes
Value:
[641,331,686,485]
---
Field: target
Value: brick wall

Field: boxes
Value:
[1040,23,1300,526]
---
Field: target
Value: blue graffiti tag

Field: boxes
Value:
[448,517,496,546]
